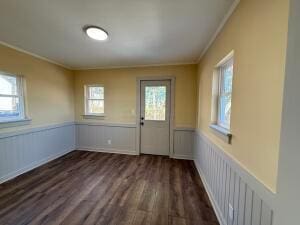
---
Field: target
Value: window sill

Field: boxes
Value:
[209,124,232,144]
[0,118,32,129]
[82,114,106,120]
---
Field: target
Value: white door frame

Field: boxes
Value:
[136,76,175,158]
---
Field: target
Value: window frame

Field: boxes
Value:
[0,71,26,123]
[217,58,233,130]
[210,51,234,143]
[84,84,105,116]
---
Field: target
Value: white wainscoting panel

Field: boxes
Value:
[76,123,195,158]
[173,128,194,159]
[0,122,76,184]
[76,123,137,155]
[194,130,275,225]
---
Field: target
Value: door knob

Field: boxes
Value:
[140,122,144,126]
[141,117,144,120]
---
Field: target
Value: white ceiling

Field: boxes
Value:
[0,0,235,69]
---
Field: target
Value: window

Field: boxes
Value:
[0,72,26,122]
[217,58,233,130]
[84,85,104,115]
[145,86,166,121]
[210,51,234,142]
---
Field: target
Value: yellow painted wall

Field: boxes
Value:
[197,0,289,192]
[0,0,287,192]
[0,44,75,133]
[74,64,197,128]
[0,44,197,132]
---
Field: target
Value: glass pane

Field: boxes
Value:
[221,62,233,94]
[88,100,104,114]
[0,74,17,95]
[218,59,233,129]
[145,86,166,121]
[89,86,104,99]
[0,96,21,120]
[218,94,231,128]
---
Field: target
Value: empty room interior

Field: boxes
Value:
[0,0,299,225]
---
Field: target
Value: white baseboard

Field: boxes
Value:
[0,148,74,184]
[172,154,193,160]
[77,147,138,156]
[194,160,227,225]
[78,148,192,159]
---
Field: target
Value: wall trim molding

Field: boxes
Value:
[73,62,197,71]
[76,147,137,155]
[174,127,195,132]
[0,121,75,139]
[76,122,195,131]
[0,41,71,69]
[0,41,197,71]
[194,160,226,225]
[76,121,136,128]
[197,0,240,62]
[0,148,73,184]
[173,154,193,160]
[195,129,276,205]
[0,118,32,129]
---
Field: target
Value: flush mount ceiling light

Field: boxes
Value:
[85,26,108,41]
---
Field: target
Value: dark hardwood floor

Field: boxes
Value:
[0,151,219,225]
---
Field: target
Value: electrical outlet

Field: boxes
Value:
[107,139,112,145]
[229,204,234,221]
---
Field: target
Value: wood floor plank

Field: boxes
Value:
[151,157,170,225]
[0,151,219,225]
[0,153,98,222]
[131,210,152,225]
[169,216,187,225]
[1,153,108,225]
[169,159,185,218]
[137,156,160,212]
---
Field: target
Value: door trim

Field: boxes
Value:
[136,76,175,157]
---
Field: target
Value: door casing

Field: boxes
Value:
[136,76,175,158]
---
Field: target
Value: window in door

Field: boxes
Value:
[144,86,166,121]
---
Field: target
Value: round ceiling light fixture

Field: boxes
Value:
[85,26,108,41]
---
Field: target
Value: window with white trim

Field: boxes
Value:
[217,57,233,130]
[0,72,26,122]
[84,85,104,115]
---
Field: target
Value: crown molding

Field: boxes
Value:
[72,61,198,71]
[0,40,197,70]
[197,0,240,62]
[0,40,71,70]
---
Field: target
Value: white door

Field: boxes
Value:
[140,80,171,156]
